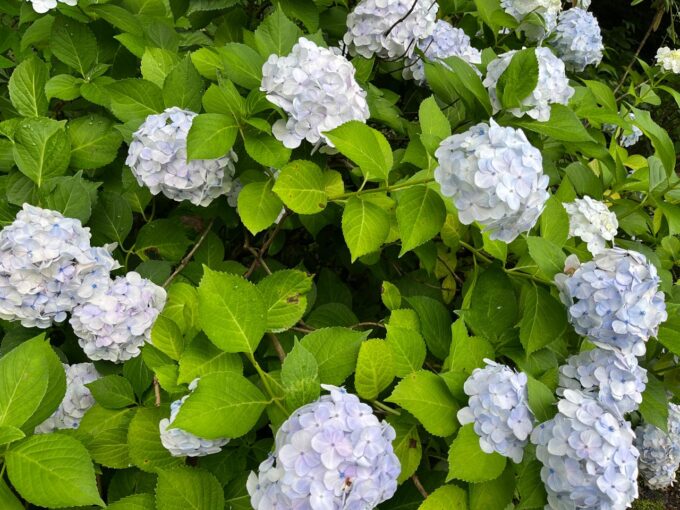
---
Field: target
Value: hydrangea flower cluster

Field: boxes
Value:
[0,204,117,329]
[126,107,238,207]
[434,120,549,243]
[484,47,574,122]
[604,114,643,148]
[457,360,535,463]
[27,0,76,14]
[403,20,482,84]
[656,46,680,74]
[551,8,604,72]
[70,272,166,363]
[159,379,230,457]
[555,248,667,357]
[35,363,100,434]
[261,38,370,150]
[635,405,680,490]
[500,0,562,39]
[247,385,400,509]
[531,389,639,509]
[563,196,618,255]
[558,348,647,416]
[343,0,438,60]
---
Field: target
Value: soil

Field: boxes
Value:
[636,478,680,510]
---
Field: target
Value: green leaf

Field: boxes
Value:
[258,269,314,332]
[198,268,268,354]
[405,296,452,360]
[640,372,669,432]
[163,57,204,112]
[237,180,284,235]
[0,426,25,446]
[539,196,570,245]
[45,74,83,101]
[172,372,268,439]
[141,48,181,88]
[464,267,518,343]
[396,185,446,255]
[254,5,301,56]
[87,375,136,409]
[69,114,123,169]
[526,375,557,423]
[88,191,133,246]
[281,341,320,410]
[388,415,422,484]
[425,57,491,118]
[658,303,680,356]
[526,236,566,278]
[135,219,191,262]
[386,325,427,377]
[447,424,506,483]
[128,407,183,473]
[108,79,164,123]
[150,315,186,361]
[514,104,595,143]
[218,43,265,89]
[496,49,539,110]
[419,96,451,152]
[355,339,395,400]
[51,17,97,76]
[515,454,548,509]
[418,484,468,509]
[450,333,494,375]
[631,107,676,176]
[8,56,48,117]
[79,406,134,469]
[13,118,70,187]
[202,81,246,119]
[519,283,568,355]
[387,370,460,437]
[156,467,224,510]
[243,127,292,168]
[0,478,23,510]
[88,4,143,36]
[5,433,104,507]
[300,327,368,385]
[185,113,238,160]
[272,160,327,214]
[177,333,242,384]
[325,121,393,181]
[342,196,390,262]
[469,464,516,510]
[107,494,156,510]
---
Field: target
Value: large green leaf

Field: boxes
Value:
[325,121,393,181]
[163,57,204,112]
[342,196,390,262]
[273,160,327,214]
[108,79,164,123]
[253,5,301,56]
[446,424,506,483]
[69,114,123,170]
[8,56,48,117]
[418,484,468,509]
[128,406,184,473]
[355,339,395,400]
[396,185,446,255]
[218,43,265,89]
[156,467,224,510]
[300,328,368,385]
[519,284,568,355]
[496,49,538,110]
[385,325,427,377]
[237,180,284,235]
[51,17,97,76]
[258,269,314,332]
[13,118,70,187]
[78,406,134,469]
[281,341,320,410]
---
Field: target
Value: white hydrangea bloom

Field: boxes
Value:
[35,363,100,433]
[484,47,574,121]
[635,405,680,490]
[434,120,549,243]
[531,389,639,510]
[403,20,482,84]
[126,107,238,207]
[555,248,668,357]
[558,348,647,416]
[551,8,604,71]
[70,272,166,363]
[343,0,438,60]
[261,38,370,150]
[0,204,118,329]
[159,379,230,457]
[563,196,618,255]
[457,360,535,463]
[656,47,680,74]
[26,0,77,14]
[247,385,400,509]
[604,113,642,148]
[500,0,562,39]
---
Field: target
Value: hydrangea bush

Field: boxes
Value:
[0,0,678,509]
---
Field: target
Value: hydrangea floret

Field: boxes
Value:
[343,0,438,60]
[635,405,680,490]
[604,113,643,148]
[159,379,230,457]
[551,8,604,72]
[35,363,100,433]
[554,248,667,357]
[531,389,639,510]
[125,107,238,207]
[656,47,680,74]
[484,47,574,121]
[261,37,370,149]
[500,0,562,40]
[70,272,166,363]
[563,196,618,255]
[247,385,400,509]
[434,120,549,243]
[558,348,647,416]
[0,204,118,329]
[27,0,76,14]
[403,20,482,84]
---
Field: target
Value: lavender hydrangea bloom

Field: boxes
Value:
[70,272,166,363]
[403,20,482,84]
[484,47,574,121]
[159,379,230,457]
[555,248,667,357]
[343,0,438,60]
[531,389,639,510]
[635,405,680,490]
[434,120,549,243]
[563,196,618,255]
[26,0,77,14]
[457,360,535,463]
[551,8,604,72]
[558,348,647,416]
[500,0,562,40]
[35,363,100,433]
[0,204,118,329]
[261,38,370,150]
[125,107,237,207]
[247,385,400,509]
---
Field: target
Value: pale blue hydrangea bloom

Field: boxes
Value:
[484,47,575,121]
[159,379,230,457]
[126,107,238,207]
[403,20,482,84]
[635,405,680,490]
[70,271,166,363]
[26,0,76,14]
[604,113,643,147]
[555,248,667,357]
[35,363,100,433]
[261,38,370,150]
[247,385,400,510]
[343,0,438,60]
[457,360,535,463]
[500,0,562,40]
[563,196,618,255]
[434,120,549,242]
[532,389,639,510]
[558,348,647,416]
[551,8,604,71]
[0,204,118,328]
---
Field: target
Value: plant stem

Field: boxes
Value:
[329,177,435,201]
[372,400,401,416]
[245,352,288,414]
[459,240,493,264]
[412,475,429,499]
[163,219,215,288]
